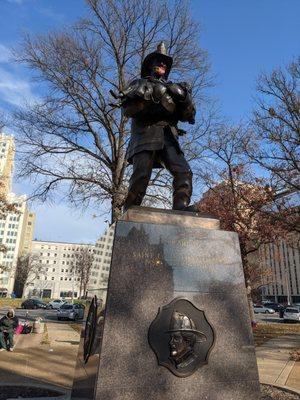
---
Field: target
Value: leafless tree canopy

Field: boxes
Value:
[14,0,211,221]
[13,253,46,297]
[71,246,94,298]
[251,58,300,193]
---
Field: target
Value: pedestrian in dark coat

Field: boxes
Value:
[0,308,19,351]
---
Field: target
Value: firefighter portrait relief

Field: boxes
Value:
[167,311,207,371]
[148,298,215,377]
[114,42,197,212]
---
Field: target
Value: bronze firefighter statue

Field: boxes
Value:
[114,42,196,212]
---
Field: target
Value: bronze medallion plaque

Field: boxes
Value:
[148,298,215,377]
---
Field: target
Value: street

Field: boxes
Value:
[0,307,85,325]
[254,312,283,324]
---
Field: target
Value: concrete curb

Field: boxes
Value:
[1,383,68,400]
[275,359,296,386]
[9,397,68,400]
[261,382,300,396]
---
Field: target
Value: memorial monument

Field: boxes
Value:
[71,43,261,400]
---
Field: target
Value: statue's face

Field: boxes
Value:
[150,59,167,76]
[170,332,189,360]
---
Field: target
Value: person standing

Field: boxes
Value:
[0,308,19,351]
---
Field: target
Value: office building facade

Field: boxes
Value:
[25,240,94,299]
[260,237,300,304]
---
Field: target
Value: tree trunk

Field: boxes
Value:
[240,243,256,324]
[111,189,125,223]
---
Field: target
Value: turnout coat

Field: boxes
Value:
[122,77,196,167]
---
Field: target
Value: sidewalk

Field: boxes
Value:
[0,321,81,395]
[256,334,300,393]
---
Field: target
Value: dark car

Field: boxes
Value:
[263,302,285,312]
[21,299,47,309]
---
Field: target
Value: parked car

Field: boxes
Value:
[283,307,300,322]
[57,303,85,321]
[261,302,284,312]
[47,299,67,310]
[21,298,48,310]
[253,304,275,314]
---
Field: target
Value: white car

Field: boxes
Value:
[57,303,85,321]
[253,304,275,314]
[47,299,67,310]
[283,307,300,322]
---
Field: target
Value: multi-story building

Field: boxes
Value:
[87,224,115,303]
[260,237,300,304]
[0,193,28,296]
[0,133,15,195]
[18,209,36,255]
[24,240,94,299]
[0,133,36,296]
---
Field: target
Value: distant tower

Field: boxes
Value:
[0,133,15,195]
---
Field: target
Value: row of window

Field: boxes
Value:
[40,276,81,282]
[39,245,89,251]
[6,238,16,244]
[6,231,18,236]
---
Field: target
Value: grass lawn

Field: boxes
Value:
[253,322,300,346]
[69,322,83,334]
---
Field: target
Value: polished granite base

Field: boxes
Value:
[72,206,261,399]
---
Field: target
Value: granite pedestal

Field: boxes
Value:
[71,207,261,400]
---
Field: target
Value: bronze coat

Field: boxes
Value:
[123,80,195,168]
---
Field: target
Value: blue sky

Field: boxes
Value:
[0,0,299,243]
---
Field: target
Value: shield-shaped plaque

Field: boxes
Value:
[148,298,215,377]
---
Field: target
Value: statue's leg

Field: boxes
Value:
[124,151,155,212]
[161,145,193,210]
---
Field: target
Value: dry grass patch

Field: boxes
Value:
[40,324,51,345]
[253,323,300,346]
[69,322,83,334]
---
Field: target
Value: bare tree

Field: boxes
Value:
[250,58,300,193]
[14,0,212,222]
[72,246,94,298]
[196,124,296,318]
[13,253,46,297]
[0,112,6,132]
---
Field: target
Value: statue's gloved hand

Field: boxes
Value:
[167,83,187,101]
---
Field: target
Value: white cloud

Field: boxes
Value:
[0,44,12,63]
[0,43,38,108]
[0,66,39,107]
